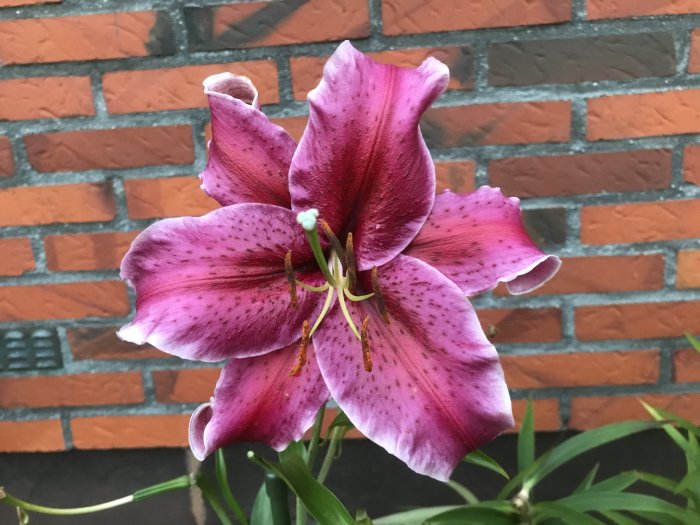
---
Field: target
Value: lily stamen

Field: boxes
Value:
[343,288,374,302]
[285,250,297,307]
[360,316,372,372]
[371,267,390,324]
[319,219,347,272]
[295,280,330,293]
[289,319,311,377]
[345,232,357,293]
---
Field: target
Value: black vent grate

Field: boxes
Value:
[0,329,63,372]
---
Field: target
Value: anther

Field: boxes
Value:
[319,219,347,272]
[285,250,297,307]
[370,267,390,324]
[345,232,357,293]
[360,316,372,372]
[290,320,311,377]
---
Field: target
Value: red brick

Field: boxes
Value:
[688,29,700,73]
[0,0,60,5]
[25,126,193,172]
[674,349,700,383]
[571,393,700,429]
[678,250,700,289]
[0,11,173,65]
[0,238,34,276]
[103,61,279,114]
[495,255,665,296]
[185,0,370,51]
[576,301,700,341]
[302,407,364,440]
[0,136,14,178]
[0,281,129,321]
[269,116,308,143]
[0,372,143,408]
[124,176,218,219]
[0,420,64,453]
[502,350,659,389]
[490,149,672,197]
[290,46,474,101]
[581,200,700,245]
[0,183,115,227]
[588,0,700,20]
[45,231,138,272]
[0,77,93,121]
[477,308,562,343]
[683,144,700,185]
[382,0,570,35]
[68,326,166,361]
[422,101,571,148]
[71,415,190,449]
[435,161,475,193]
[510,399,561,432]
[588,89,700,140]
[153,368,220,403]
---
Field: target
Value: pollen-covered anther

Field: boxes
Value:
[290,320,311,377]
[360,316,372,373]
[319,219,347,271]
[285,250,297,307]
[371,267,390,324]
[345,232,357,293]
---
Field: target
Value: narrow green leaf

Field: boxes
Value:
[463,449,510,479]
[675,469,700,494]
[600,511,640,525]
[324,410,354,440]
[534,502,605,524]
[684,332,700,353]
[557,491,698,522]
[444,480,478,505]
[196,475,234,525]
[586,472,639,493]
[518,399,535,473]
[248,451,356,525]
[423,501,517,525]
[642,403,693,454]
[249,475,291,525]
[573,463,600,494]
[355,509,373,524]
[373,506,461,525]
[215,449,248,525]
[279,441,307,463]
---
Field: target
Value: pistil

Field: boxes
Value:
[296,209,336,287]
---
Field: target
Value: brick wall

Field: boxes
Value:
[1,0,699,453]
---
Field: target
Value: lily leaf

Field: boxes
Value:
[557,491,698,522]
[573,463,600,494]
[534,501,605,524]
[463,449,509,479]
[247,451,356,525]
[373,506,462,525]
[250,473,291,525]
[423,501,517,525]
[684,331,700,353]
[600,511,640,525]
[518,399,535,474]
[324,410,355,440]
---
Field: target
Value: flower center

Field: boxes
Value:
[287,209,388,375]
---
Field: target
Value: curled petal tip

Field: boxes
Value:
[203,72,259,109]
[189,403,213,461]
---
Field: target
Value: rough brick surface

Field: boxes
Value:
[689,29,700,73]
[495,255,665,296]
[290,46,474,101]
[588,0,700,20]
[71,415,190,449]
[45,231,139,272]
[511,399,561,432]
[490,149,672,197]
[477,308,562,343]
[588,89,700,140]
[0,11,174,64]
[435,161,475,193]
[68,326,165,361]
[0,281,129,321]
[25,126,194,172]
[0,0,60,6]
[570,393,700,429]
[576,301,700,341]
[0,77,94,121]
[683,144,700,185]
[0,238,35,276]
[103,60,279,114]
[581,200,700,245]
[382,0,570,35]
[124,176,217,219]
[422,101,571,148]
[0,421,64,453]
[185,0,370,51]
[0,136,14,178]
[153,368,220,403]
[502,350,659,389]
[677,250,700,288]
[0,372,143,408]
[0,183,115,227]
[674,349,700,383]
[489,33,675,87]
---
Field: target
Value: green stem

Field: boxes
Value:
[264,472,292,525]
[197,475,234,525]
[296,404,326,525]
[304,229,335,286]
[1,475,194,516]
[215,449,249,525]
[317,427,343,484]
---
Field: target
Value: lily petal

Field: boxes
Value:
[190,341,330,460]
[313,255,513,481]
[289,41,449,271]
[119,203,326,362]
[202,73,295,207]
[405,187,561,296]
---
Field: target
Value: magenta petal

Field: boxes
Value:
[202,73,295,207]
[289,41,449,271]
[189,342,330,459]
[405,187,561,296]
[118,203,326,362]
[313,255,513,481]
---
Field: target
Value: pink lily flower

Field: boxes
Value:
[118,41,560,481]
